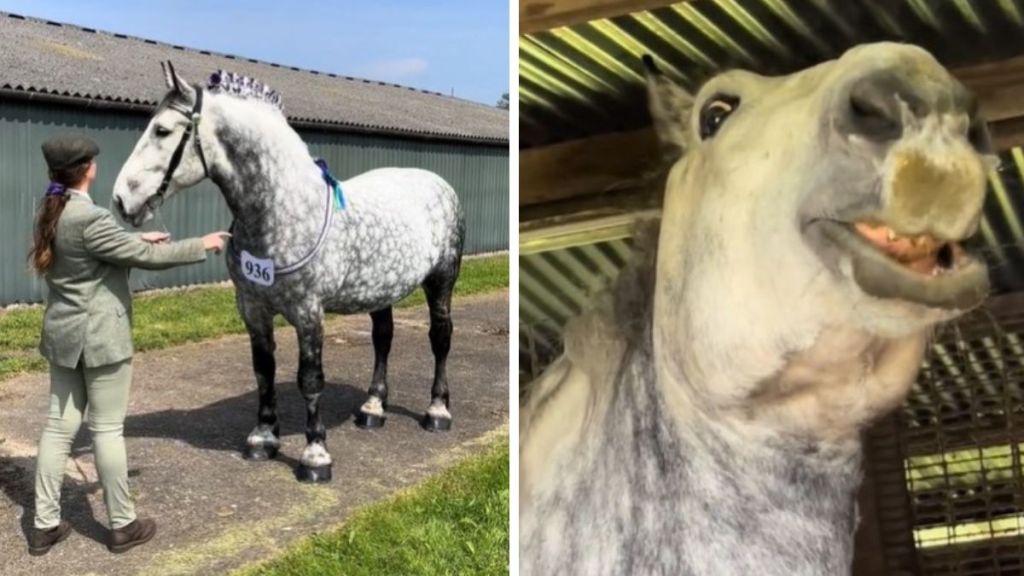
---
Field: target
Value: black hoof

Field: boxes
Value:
[244,444,278,461]
[355,411,387,429]
[421,414,452,432]
[296,463,333,483]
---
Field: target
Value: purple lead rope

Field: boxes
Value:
[45,183,66,197]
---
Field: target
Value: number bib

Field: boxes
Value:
[240,250,275,287]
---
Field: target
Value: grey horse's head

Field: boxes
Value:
[647,42,996,421]
[112,63,215,226]
[113,63,286,226]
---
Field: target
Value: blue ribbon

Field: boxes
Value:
[314,158,346,210]
[45,182,66,197]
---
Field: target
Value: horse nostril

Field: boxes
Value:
[846,87,902,141]
[114,196,126,218]
[839,70,931,143]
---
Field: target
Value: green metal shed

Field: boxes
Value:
[0,11,509,305]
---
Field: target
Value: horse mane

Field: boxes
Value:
[524,158,670,401]
[558,217,661,384]
[207,70,283,110]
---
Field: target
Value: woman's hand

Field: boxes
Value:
[202,232,232,254]
[141,232,170,244]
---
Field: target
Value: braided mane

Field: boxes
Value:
[207,70,283,110]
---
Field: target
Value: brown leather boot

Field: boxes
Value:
[28,520,72,556]
[108,518,156,553]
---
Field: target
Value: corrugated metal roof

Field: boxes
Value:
[0,11,509,145]
[520,0,1024,148]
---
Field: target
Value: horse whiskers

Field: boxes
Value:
[154,207,171,237]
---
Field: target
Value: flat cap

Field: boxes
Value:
[41,134,100,173]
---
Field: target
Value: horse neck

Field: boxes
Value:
[208,97,327,256]
[605,346,861,556]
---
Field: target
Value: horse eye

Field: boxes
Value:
[699,95,740,140]
[154,126,172,138]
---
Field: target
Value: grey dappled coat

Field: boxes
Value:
[38,193,206,368]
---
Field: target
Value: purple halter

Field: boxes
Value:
[45,183,66,197]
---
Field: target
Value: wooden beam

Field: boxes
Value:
[990,116,1024,151]
[521,209,659,254]
[521,56,1024,214]
[520,127,660,207]
[953,54,1024,122]
[520,0,681,34]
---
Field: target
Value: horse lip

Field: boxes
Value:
[809,219,989,311]
[125,206,151,228]
[118,194,157,227]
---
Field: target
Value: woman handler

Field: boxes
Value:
[27,134,230,555]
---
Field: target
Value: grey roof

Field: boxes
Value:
[0,11,508,144]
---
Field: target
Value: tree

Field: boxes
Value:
[497,92,509,109]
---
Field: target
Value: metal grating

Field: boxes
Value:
[520,0,1024,148]
[901,300,1024,574]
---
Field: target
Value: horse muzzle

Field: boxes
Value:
[804,143,992,311]
[111,191,155,227]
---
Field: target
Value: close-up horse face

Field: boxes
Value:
[112,65,211,227]
[652,42,996,344]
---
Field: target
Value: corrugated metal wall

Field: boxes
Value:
[0,98,509,305]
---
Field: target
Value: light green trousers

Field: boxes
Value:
[34,359,136,530]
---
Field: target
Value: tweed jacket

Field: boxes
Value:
[38,193,206,368]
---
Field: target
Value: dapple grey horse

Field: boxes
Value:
[520,42,995,575]
[113,64,464,483]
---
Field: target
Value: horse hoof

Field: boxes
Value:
[296,464,332,483]
[244,445,278,460]
[355,411,386,429]
[421,414,452,432]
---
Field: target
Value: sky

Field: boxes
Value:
[0,1,510,106]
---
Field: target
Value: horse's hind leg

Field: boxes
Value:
[239,297,280,460]
[421,259,460,431]
[291,305,332,483]
[356,307,393,429]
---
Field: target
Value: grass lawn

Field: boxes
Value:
[0,254,507,381]
[239,436,509,576]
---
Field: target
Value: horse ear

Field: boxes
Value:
[643,55,694,155]
[161,61,174,90]
[163,61,196,102]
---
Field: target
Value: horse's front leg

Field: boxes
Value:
[239,297,280,460]
[293,306,332,483]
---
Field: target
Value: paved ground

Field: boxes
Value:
[0,291,509,576]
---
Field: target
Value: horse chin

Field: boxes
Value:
[127,207,154,228]
[806,219,989,313]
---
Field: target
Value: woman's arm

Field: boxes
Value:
[140,232,171,244]
[83,210,208,270]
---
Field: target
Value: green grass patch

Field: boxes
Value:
[239,437,509,576]
[0,254,507,381]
